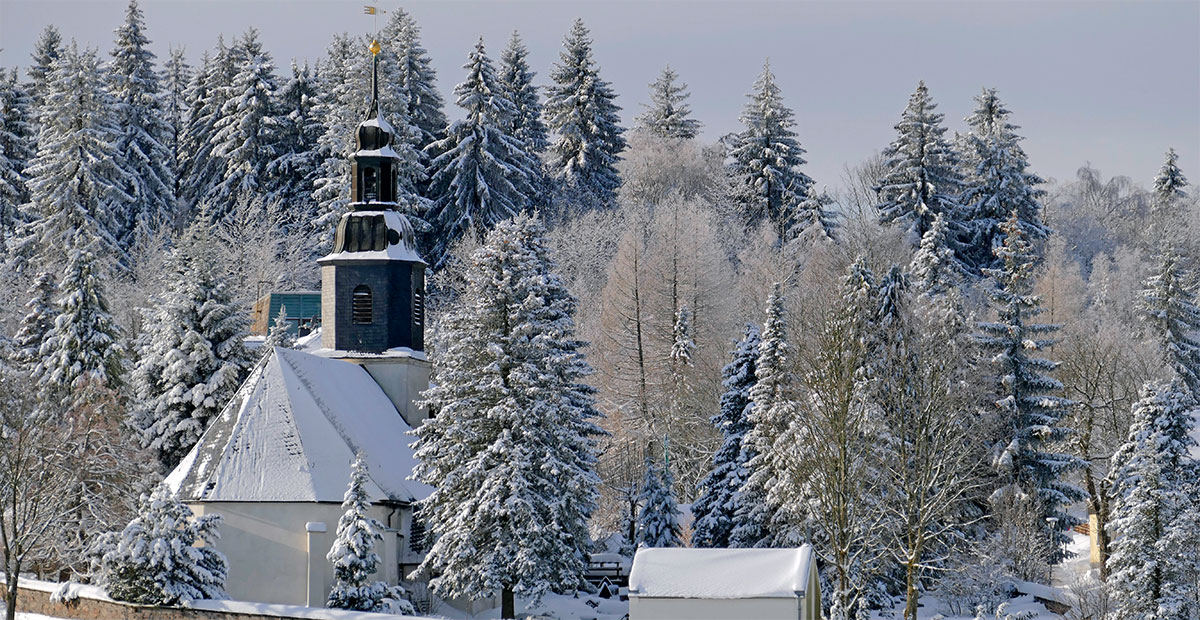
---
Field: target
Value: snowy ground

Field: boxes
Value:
[430,591,628,620]
[867,594,1062,619]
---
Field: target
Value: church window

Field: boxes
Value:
[352,285,373,324]
[363,167,378,202]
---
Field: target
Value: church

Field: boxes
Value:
[166,77,432,608]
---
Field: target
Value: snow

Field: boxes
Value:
[167,347,431,503]
[867,594,1062,619]
[629,546,814,599]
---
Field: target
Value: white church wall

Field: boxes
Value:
[189,501,408,607]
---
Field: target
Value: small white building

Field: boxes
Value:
[628,546,821,620]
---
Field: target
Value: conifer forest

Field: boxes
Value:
[0,2,1197,620]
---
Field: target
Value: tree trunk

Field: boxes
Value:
[501,586,515,619]
[904,556,919,620]
[5,575,19,620]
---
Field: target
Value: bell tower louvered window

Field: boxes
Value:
[352,285,373,325]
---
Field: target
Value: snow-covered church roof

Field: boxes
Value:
[166,347,431,504]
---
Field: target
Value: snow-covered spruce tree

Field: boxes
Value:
[875,81,963,247]
[636,455,682,548]
[498,31,549,155]
[412,213,602,619]
[327,453,415,614]
[1141,250,1200,397]
[1106,381,1199,620]
[262,305,294,353]
[34,236,124,405]
[788,184,839,243]
[109,0,175,246]
[669,305,695,368]
[976,213,1085,563]
[908,212,963,296]
[207,29,278,219]
[178,41,234,212]
[130,218,251,471]
[423,39,540,269]
[11,271,56,371]
[726,61,813,242]
[692,323,760,548]
[636,66,702,141]
[1147,148,1190,247]
[0,70,35,252]
[958,88,1047,273]
[161,47,191,205]
[544,19,626,210]
[732,283,797,548]
[26,25,64,112]
[20,43,129,262]
[264,61,324,234]
[310,34,366,252]
[383,9,447,153]
[94,483,227,606]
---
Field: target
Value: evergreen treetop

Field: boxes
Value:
[497,31,549,154]
[544,19,626,208]
[727,61,812,241]
[875,81,962,245]
[636,66,702,140]
[1141,251,1200,397]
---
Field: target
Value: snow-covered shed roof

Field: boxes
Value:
[629,546,816,599]
[166,347,431,504]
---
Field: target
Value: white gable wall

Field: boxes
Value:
[189,501,412,607]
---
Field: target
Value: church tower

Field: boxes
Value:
[317,43,429,427]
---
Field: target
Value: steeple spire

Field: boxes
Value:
[369,38,381,118]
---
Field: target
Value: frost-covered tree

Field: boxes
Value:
[1106,381,1199,620]
[130,218,251,471]
[732,283,796,548]
[790,185,839,243]
[497,31,549,155]
[669,305,695,368]
[636,66,701,141]
[692,324,759,548]
[265,61,323,233]
[636,455,682,548]
[179,41,234,211]
[424,39,540,269]
[976,213,1085,562]
[94,484,227,606]
[208,29,278,218]
[875,81,963,246]
[262,305,294,353]
[0,70,34,252]
[727,61,813,241]
[544,19,626,209]
[34,237,124,404]
[388,9,447,151]
[109,0,175,245]
[12,271,56,371]
[1148,148,1189,246]
[327,453,415,614]
[21,43,129,261]
[958,88,1046,272]
[161,47,191,204]
[1141,251,1200,397]
[26,25,63,112]
[413,213,602,619]
[909,212,963,295]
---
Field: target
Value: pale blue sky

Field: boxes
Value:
[2,0,1197,191]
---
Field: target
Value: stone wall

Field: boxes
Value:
[8,581,409,620]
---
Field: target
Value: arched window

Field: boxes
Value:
[363,167,378,202]
[352,285,373,325]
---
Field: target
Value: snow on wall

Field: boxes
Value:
[167,347,431,504]
[629,546,814,599]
